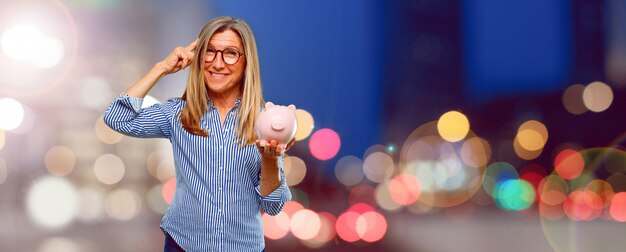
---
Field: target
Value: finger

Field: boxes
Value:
[276,145,285,156]
[186,39,199,51]
[263,143,271,155]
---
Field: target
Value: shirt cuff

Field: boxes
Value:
[119,93,144,113]
[255,183,286,202]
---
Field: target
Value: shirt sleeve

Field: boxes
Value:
[103,94,173,139]
[255,156,292,216]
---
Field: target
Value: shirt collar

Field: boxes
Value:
[208,97,242,109]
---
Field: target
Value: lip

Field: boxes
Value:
[208,71,228,79]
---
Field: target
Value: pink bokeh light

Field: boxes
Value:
[309,128,341,161]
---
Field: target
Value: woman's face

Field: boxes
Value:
[203,29,246,96]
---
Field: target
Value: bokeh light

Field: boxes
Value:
[146,150,176,182]
[335,211,361,242]
[0,159,7,185]
[93,153,125,185]
[437,111,470,142]
[460,137,491,168]
[146,184,169,214]
[302,212,336,248]
[513,136,543,160]
[290,209,321,240]
[26,176,78,229]
[76,187,105,223]
[162,178,176,205]
[538,175,569,206]
[37,237,80,252]
[582,81,614,112]
[1,24,42,61]
[562,84,588,115]
[563,190,603,221]
[284,155,306,186]
[309,128,341,160]
[31,36,65,69]
[494,179,536,211]
[363,152,394,183]
[0,130,5,150]
[262,211,290,240]
[335,155,365,187]
[585,179,614,208]
[95,116,123,144]
[554,149,584,180]
[1,23,65,69]
[104,189,141,221]
[609,192,626,222]
[375,181,402,211]
[294,109,314,141]
[389,173,421,206]
[356,211,387,242]
[44,145,75,176]
[483,162,519,197]
[0,98,25,130]
[516,120,548,151]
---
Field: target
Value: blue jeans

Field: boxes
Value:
[163,231,266,252]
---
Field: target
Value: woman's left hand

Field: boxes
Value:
[255,138,296,160]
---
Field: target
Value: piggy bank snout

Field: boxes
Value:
[270,115,286,131]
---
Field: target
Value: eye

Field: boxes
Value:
[206,48,216,54]
[224,49,239,57]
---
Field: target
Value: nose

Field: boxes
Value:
[211,51,225,70]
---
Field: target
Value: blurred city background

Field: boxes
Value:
[0,0,625,251]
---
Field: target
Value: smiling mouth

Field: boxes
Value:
[209,72,227,78]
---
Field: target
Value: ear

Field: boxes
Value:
[265,102,275,109]
[287,104,296,111]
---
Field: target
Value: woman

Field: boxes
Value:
[104,16,292,252]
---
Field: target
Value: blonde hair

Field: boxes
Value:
[180,16,263,145]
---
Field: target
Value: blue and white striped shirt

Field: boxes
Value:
[104,94,291,252]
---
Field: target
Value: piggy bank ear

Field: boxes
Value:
[287,104,296,111]
[265,102,275,109]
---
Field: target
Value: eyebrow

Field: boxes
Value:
[206,44,243,52]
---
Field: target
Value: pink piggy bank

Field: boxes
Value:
[255,102,298,149]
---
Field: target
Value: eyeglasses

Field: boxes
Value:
[204,47,244,65]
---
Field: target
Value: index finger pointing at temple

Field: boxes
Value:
[186,39,199,51]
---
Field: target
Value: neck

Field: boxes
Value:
[209,89,242,110]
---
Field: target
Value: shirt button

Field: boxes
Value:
[219,145,223,149]
[219,187,222,190]
[219,166,223,170]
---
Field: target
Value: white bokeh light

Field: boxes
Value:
[26,176,78,229]
[31,36,65,69]
[93,154,125,185]
[1,24,42,61]
[0,98,25,131]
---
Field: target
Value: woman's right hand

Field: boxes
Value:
[159,39,199,75]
